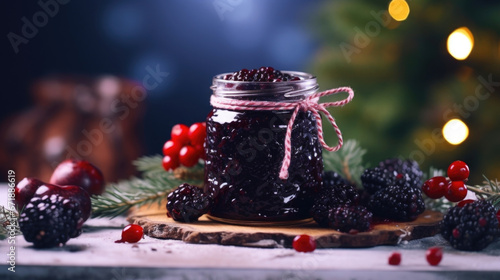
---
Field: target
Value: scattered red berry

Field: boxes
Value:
[171,124,190,145]
[50,159,106,195]
[188,122,206,146]
[422,176,448,199]
[426,247,443,266]
[496,209,500,225]
[162,155,179,171]
[388,252,401,265]
[457,199,475,207]
[163,140,182,157]
[447,160,470,181]
[292,235,316,253]
[115,224,144,243]
[179,146,200,167]
[445,181,468,202]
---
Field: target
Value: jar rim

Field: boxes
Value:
[211,71,319,100]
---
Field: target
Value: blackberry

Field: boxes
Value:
[368,184,425,221]
[222,67,300,82]
[361,167,398,194]
[167,184,212,222]
[379,158,423,188]
[328,205,373,233]
[361,162,421,195]
[322,171,349,189]
[311,184,359,227]
[19,194,84,248]
[441,200,499,251]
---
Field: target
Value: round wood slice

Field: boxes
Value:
[127,202,443,249]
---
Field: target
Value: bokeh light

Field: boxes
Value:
[447,27,474,60]
[388,0,410,22]
[442,119,469,145]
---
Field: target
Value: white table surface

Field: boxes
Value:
[1,184,499,280]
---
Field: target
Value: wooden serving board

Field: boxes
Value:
[127,202,443,249]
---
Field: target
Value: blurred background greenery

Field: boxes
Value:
[315,0,500,182]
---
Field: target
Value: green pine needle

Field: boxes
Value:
[323,139,366,186]
[91,155,203,218]
[468,176,500,209]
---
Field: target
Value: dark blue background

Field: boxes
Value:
[3,0,323,155]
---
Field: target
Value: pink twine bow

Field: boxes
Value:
[210,86,354,180]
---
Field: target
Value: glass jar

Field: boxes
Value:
[204,71,323,225]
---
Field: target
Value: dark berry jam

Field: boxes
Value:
[222,66,301,82]
[205,71,323,223]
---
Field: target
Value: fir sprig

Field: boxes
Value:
[468,176,500,209]
[323,139,366,186]
[91,156,203,218]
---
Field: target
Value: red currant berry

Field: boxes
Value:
[162,155,179,171]
[496,209,500,225]
[388,252,401,265]
[179,146,200,167]
[292,234,316,253]
[457,199,475,207]
[171,124,190,145]
[188,122,206,146]
[194,143,205,160]
[163,140,182,157]
[422,176,448,199]
[445,181,468,202]
[447,160,470,181]
[115,224,143,243]
[426,247,443,266]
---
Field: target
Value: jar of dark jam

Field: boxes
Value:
[204,71,323,225]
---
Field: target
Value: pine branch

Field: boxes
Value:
[133,155,165,179]
[467,176,500,209]
[91,155,203,218]
[323,139,366,187]
[0,205,21,240]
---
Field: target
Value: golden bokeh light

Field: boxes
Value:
[447,27,474,60]
[388,0,410,22]
[442,119,469,145]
